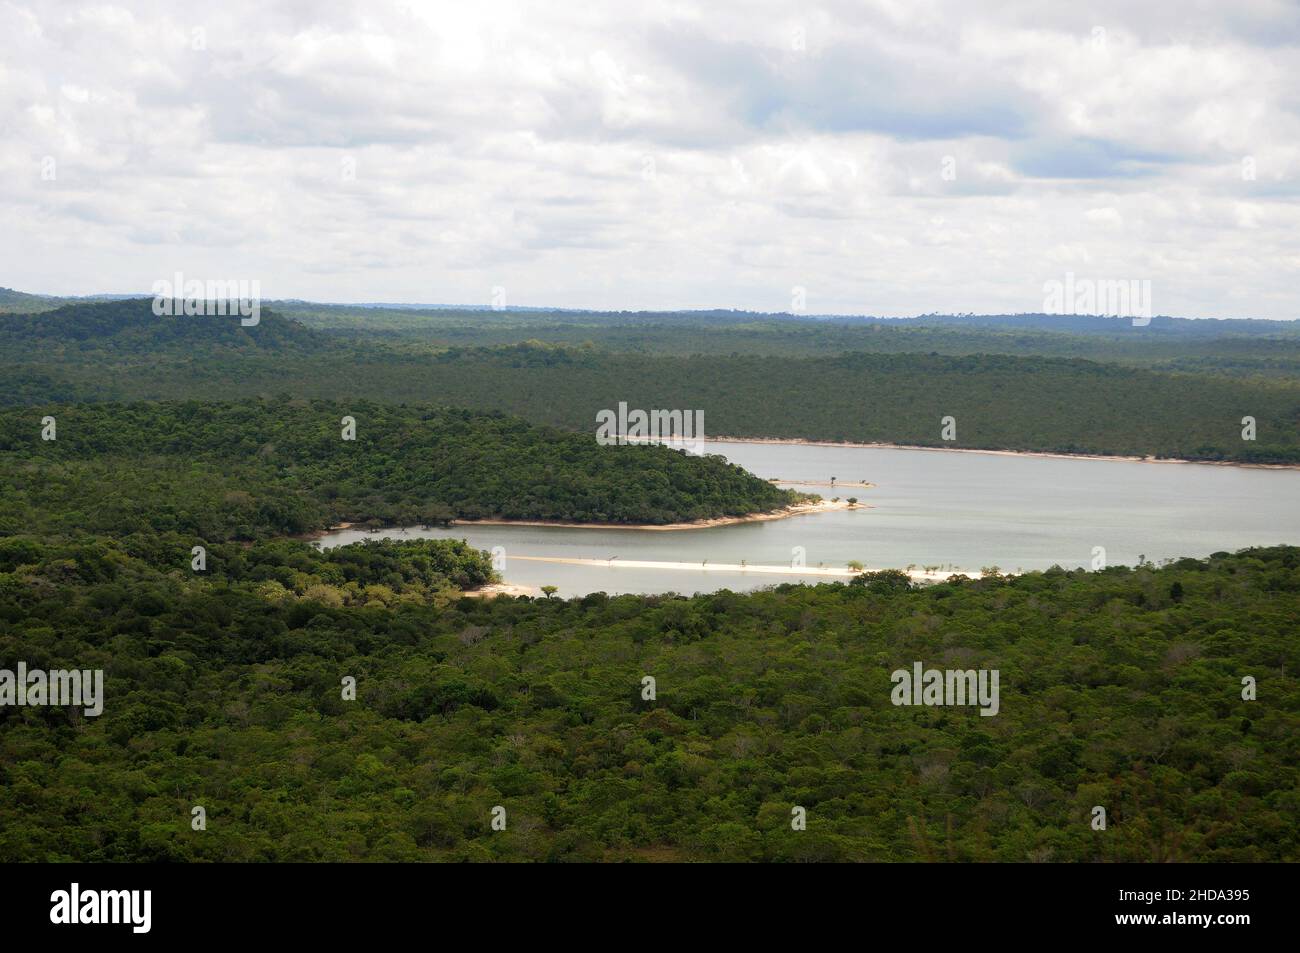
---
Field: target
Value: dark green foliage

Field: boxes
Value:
[0,298,331,353]
[2,298,1297,864]
[4,299,1299,462]
[277,303,1300,377]
[0,544,1295,861]
[0,399,800,538]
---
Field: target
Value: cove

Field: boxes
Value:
[316,440,1300,598]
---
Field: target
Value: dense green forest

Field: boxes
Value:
[3,299,1298,462]
[1,294,1297,864]
[273,301,1300,376]
[0,400,800,537]
[359,323,1300,378]
[1,540,1295,861]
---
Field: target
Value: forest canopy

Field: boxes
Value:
[4,298,1298,463]
[0,297,1296,864]
[0,399,801,539]
[0,541,1295,861]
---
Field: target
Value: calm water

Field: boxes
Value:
[316,442,1300,597]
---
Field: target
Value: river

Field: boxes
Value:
[315,441,1300,597]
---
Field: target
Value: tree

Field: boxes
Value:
[541,585,558,600]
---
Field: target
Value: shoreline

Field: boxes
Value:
[298,521,357,542]
[303,499,863,542]
[770,478,875,488]
[698,436,1300,470]
[451,497,865,532]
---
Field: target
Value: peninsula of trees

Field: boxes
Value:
[0,399,802,539]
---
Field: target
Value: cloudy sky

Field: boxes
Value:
[3,0,1298,317]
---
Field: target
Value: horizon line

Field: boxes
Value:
[3,288,1295,323]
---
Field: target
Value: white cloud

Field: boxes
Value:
[1,0,1297,317]
[1085,207,1124,227]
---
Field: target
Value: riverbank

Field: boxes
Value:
[508,555,970,585]
[460,582,539,598]
[703,435,1300,470]
[771,478,875,488]
[301,499,862,543]
[298,521,357,542]
[452,497,866,532]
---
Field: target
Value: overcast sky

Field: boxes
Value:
[3,0,1298,317]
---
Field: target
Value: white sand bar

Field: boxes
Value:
[509,555,970,584]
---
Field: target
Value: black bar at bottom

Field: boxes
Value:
[7,862,1284,941]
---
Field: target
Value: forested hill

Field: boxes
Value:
[0,287,55,312]
[1,540,1295,861]
[38,345,1281,464]
[282,318,1300,373]
[0,400,800,539]
[0,298,331,355]
[402,348,1300,464]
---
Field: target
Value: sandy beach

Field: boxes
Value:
[509,555,970,584]
[453,497,866,532]
[460,582,539,598]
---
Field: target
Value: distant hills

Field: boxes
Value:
[0,298,331,354]
[0,287,55,311]
[2,292,1298,464]
[0,286,141,314]
[3,287,1295,337]
[279,304,1300,337]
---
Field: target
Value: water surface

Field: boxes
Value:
[317,442,1300,597]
